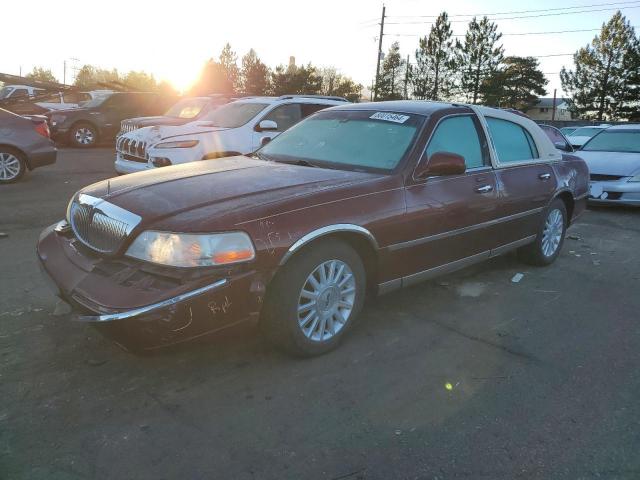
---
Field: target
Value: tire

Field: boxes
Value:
[0,148,26,184]
[261,239,366,356]
[69,122,98,148]
[518,198,567,266]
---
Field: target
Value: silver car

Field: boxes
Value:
[579,124,640,206]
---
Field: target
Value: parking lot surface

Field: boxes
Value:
[1,149,639,479]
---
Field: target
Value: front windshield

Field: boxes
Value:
[81,94,111,108]
[202,102,268,128]
[571,127,604,137]
[259,110,425,173]
[0,87,13,99]
[165,97,209,119]
[582,130,640,153]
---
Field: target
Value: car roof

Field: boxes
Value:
[604,124,640,131]
[330,100,462,115]
[231,96,347,106]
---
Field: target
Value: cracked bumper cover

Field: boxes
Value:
[37,223,266,349]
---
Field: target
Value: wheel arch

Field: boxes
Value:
[278,224,380,294]
[0,144,29,169]
[553,190,575,223]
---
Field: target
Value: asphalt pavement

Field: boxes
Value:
[1,148,639,479]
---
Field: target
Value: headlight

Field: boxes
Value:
[125,231,255,267]
[628,174,640,182]
[155,140,199,149]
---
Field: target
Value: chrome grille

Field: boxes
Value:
[116,136,148,161]
[69,194,141,254]
[119,121,140,134]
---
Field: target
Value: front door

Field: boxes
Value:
[252,103,302,150]
[395,114,501,280]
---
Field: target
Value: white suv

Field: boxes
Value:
[114,95,348,174]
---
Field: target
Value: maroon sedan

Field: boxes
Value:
[37,101,589,355]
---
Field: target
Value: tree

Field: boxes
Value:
[412,12,457,100]
[240,49,270,95]
[219,43,241,93]
[270,63,322,96]
[377,42,405,101]
[482,56,547,110]
[456,16,504,104]
[25,67,58,84]
[561,11,640,120]
[122,70,157,91]
[319,67,363,102]
[73,65,120,89]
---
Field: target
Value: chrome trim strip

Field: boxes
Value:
[279,224,379,266]
[377,278,402,295]
[489,235,536,258]
[74,279,228,323]
[403,251,490,288]
[387,207,544,252]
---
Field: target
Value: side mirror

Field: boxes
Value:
[554,141,573,152]
[260,136,272,146]
[415,151,466,179]
[255,120,278,132]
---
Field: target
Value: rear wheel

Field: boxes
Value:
[0,149,26,184]
[519,199,567,266]
[69,123,98,148]
[261,239,366,356]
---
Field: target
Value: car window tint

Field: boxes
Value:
[262,104,302,131]
[542,126,570,150]
[301,103,330,118]
[426,115,484,168]
[12,89,29,98]
[486,117,537,163]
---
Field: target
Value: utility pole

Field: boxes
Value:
[404,54,410,99]
[373,5,386,101]
[551,88,557,121]
[63,60,66,86]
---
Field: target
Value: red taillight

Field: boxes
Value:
[34,121,50,138]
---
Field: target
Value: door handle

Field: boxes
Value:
[539,173,551,180]
[475,185,493,193]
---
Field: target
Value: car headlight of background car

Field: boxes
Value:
[125,231,255,267]
[154,140,200,149]
[628,174,640,182]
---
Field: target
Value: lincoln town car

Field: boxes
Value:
[37,101,589,355]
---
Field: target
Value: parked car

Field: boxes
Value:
[38,101,588,354]
[540,125,574,152]
[0,84,44,100]
[567,125,610,149]
[578,124,640,205]
[46,92,172,148]
[118,95,234,136]
[0,108,56,183]
[114,95,348,174]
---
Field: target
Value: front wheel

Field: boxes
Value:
[0,149,26,184]
[261,239,366,356]
[69,123,98,148]
[519,199,567,266]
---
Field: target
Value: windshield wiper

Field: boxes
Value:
[273,158,319,168]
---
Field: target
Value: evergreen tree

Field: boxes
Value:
[377,42,405,101]
[412,12,456,100]
[319,67,363,102]
[456,16,504,104]
[270,63,322,96]
[240,49,270,95]
[25,67,58,84]
[482,56,547,110]
[219,43,241,93]
[561,11,640,120]
[73,65,120,90]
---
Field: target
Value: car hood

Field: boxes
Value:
[123,116,190,128]
[79,156,382,229]
[577,150,640,176]
[129,121,229,143]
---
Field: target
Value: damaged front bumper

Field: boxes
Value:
[37,222,267,351]
[589,179,640,206]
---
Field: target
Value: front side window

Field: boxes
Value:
[582,130,640,153]
[486,117,538,163]
[262,104,302,132]
[259,110,424,173]
[426,115,485,168]
[202,102,269,128]
[11,89,29,98]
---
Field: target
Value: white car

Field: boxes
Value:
[114,95,348,174]
[567,125,611,149]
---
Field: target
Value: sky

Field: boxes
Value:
[2,0,640,98]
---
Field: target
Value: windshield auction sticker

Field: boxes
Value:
[370,112,410,124]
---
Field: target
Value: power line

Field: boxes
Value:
[385,0,640,19]
[385,4,640,24]
[386,26,628,37]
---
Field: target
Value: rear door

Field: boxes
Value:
[484,116,556,245]
[397,113,500,279]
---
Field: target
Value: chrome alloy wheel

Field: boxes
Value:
[75,127,94,145]
[297,259,356,342]
[541,208,564,257]
[0,152,21,181]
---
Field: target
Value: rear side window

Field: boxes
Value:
[426,115,485,168]
[487,117,539,163]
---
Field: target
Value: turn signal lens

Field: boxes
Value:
[213,249,254,264]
